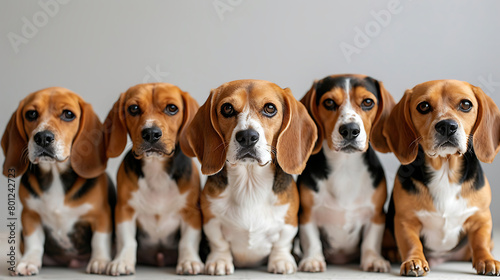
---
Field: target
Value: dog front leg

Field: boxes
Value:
[204,218,234,275]
[176,220,204,275]
[394,215,429,276]
[106,203,137,276]
[14,209,45,276]
[298,222,326,272]
[360,221,391,272]
[268,224,298,274]
[468,211,500,276]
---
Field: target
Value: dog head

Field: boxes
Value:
[383,80,500,164]
[301,74,395,154]
[181,79,317,175]
[1,87,107,178]
[105,83,199,159]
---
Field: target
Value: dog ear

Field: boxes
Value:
[71,100,107,178]
[178,90,200,139]
[471,85,500,163]
[277,88,318,175]
[180,89,226,175]
[370,79,396,153]
[300,80,323,154]
[383,89,419,165]
[103,92,128,158]
[2,99,28,177]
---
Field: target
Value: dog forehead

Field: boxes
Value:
[216,80,284,107]
[315,75,378,104]
[412,80,476,103]
[23,87,81,113]
[125,83,183,105]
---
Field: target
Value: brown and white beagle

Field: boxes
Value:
[383,80,500,276]
[297,74,395,273]
[181,79,317,275]
[2,87,114,276]
[103,83,202,276]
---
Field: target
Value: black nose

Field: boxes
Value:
[339,123,360,140]
[236,129,259,148]
[142,127,162,143]
[435,120,458,137]
[34,131,55,148]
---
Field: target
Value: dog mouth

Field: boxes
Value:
[133,148,174,158]
[229,150,270,166]
[333,142,364,153]
[32,149,66,163]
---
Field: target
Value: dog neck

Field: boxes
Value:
[225,161,276,203]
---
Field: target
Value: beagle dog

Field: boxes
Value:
[297,74,395,273]
[383,80,500,276]
[181,79,317,275]
[103,83,202,276]
[2,87,114,276]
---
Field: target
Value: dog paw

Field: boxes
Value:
[268,255,297,274]
[106,258,136,276]
[298,256,326,272]
[361,251,391,273]
[86,258,110,274]
[176,259,204,275]
[400,258,429,277]
[474,258,500,276]
[205,253,234,276]
[12,261,40,276]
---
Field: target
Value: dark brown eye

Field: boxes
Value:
[221,103,236,118]
[128,104,141,116]
[417,102,432,114]
[25,110,38,121]
[61,110,75,121]
[361,98,375,110]
[323,99,338,111]
[459,100,472,112]
[165,104,178,115]
[263,103,277,117]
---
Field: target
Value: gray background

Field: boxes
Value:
[1,0,500,228]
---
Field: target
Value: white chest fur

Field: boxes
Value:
[25,162,93,250]
[415,161,478,254]
[312,147,376,253]
[209,164,290,259]
[128,157,187,246]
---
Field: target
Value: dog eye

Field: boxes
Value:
[165,104,178,115]
[61,110,76,122]
[417,101,432,114]
[221,103,236,118]
[128,105,141,116]
[323,99,338,111]
[361,98,375,110]
[25,110,38,122]
[459,100,473,112]
[262,103,277,117]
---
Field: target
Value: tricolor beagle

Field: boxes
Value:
[103,83,202,275]
[297,74,395,272]
[383,80,500,276]
[2,87,114,276]
[181,79,317,275]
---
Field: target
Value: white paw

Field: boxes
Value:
[299,256,326,272]
[268,255,297,274]
[86,258,110,274]
[361,251,391,273]
[106,258,136,276]
[205,253,234,276]
[176,259,204,275]
[12,260,40,276]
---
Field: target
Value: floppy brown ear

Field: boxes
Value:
[300,80,323,154]
[180,90,226,175]
[277,88,318,175]
[471,85,500,163]
[71,100,107,178]
[370,80,396,153]
[103,92,128,158]
[178,90,200,139]
[382,89,419,165]
[2,100,28,177]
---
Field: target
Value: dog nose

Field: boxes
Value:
[435,120,458,137]
[236,129,259,148]
[142,127,162,143]
[339,123,360,140]
[34,131,55,148]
